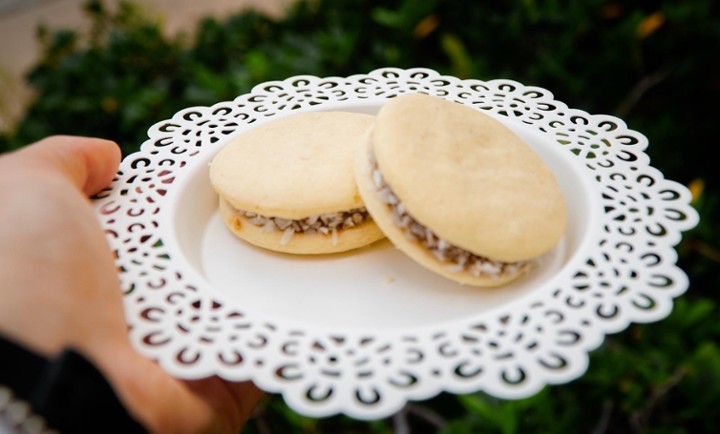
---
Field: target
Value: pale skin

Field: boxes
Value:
[0,136,264,433]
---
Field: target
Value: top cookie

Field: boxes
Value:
[371,93,567,263]
[210,111,375,219]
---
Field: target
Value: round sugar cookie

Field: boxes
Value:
[355,93,567,286]
[354,145,527,287]
[210,111,385,254]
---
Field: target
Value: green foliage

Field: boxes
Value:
[1,0,718,432]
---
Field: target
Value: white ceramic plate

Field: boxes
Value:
[94,67,698,419]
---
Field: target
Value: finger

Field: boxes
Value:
[183,378,266,429]
[13,135,121,196]
[223,381,266,425]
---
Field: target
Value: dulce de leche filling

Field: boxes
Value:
[230,203,372,245]
[369,150,529,280]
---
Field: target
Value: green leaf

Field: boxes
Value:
[457,394,517,434]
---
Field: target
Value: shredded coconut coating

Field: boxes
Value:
[369,152,528,279]
[235,206,371,245]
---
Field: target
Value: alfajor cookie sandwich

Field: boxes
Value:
[355,93,567,287]
[210,111,385,254]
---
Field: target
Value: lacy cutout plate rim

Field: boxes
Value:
[94,67,699,419]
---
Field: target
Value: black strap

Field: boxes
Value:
[0,335,147,434]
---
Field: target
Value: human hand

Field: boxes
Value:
[0,136,263,433]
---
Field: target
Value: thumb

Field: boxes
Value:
[9,135,121,196]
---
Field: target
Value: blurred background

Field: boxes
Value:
[0,0,291,130]
[1,0,718,432]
